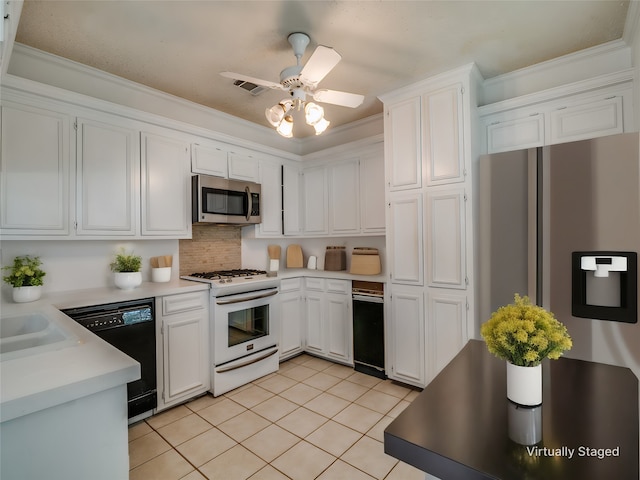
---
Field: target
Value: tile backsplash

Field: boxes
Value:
[179,225,242,274]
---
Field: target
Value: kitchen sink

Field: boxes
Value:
[0,312,78,360]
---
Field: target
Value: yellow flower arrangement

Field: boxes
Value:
[480,294,572,367]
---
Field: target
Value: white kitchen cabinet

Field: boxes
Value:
[302,165,329,235]
[228,152,260,182]
[549,96,623,145]
[426,291,467,382]
[425,187,466,289]
[387,191,424,285]
[304,286,325,355]
[481,82,632,154]
[75,116,139,236]
[387,284,425,387]
[279,278,304,360]
[359,146,386,234]
[486,114,545,154]
[156,291,210,411]
[303,278,352,364]
[385,96,422,190]
[1,102,71,236]
[141,131,192,238]
[191,142,228,177]
[329,158,360,235]
[282,164,302,235]
[423,84,465,185]
[256,160,282,237]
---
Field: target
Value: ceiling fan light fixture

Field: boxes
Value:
[313,117,330,135]
[304,102,325,125]
[265,100,292,127]
[276,115,294,138]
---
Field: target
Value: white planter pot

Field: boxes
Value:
[12,285,43,303]
[507,362,542,406]
[114,272,142,290]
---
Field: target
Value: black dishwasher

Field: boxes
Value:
[62,298,157,420]
[352,281,386,379]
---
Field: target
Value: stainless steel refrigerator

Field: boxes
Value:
[478,132,639,375]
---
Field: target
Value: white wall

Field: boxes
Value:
[0,239,179,302]
[241,234,385,274]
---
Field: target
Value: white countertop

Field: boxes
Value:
[0,279,209,423]
[277,268,387,284]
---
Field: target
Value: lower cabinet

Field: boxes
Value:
[279,278,304,360]
[304,278,352,365]
[156,291,210,411]
[387,284,425,387]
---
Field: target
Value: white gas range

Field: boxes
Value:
[181,269,280,396]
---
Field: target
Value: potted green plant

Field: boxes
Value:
[110,249,142,290]
[480,294,572,406]
[2,255,46,303]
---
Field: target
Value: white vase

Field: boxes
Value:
[114,271,142,290]
[12,285,43,303]
[507,362,542,406]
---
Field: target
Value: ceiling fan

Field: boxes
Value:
[220,32,364,136]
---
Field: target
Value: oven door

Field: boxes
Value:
[213,287,278,365]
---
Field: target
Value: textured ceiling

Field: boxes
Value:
[13,0,631,137]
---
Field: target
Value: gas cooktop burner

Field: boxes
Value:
[188,269,267,280]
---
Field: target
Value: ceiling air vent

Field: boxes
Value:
[233,80,267,96]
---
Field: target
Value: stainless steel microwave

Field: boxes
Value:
[192,175,261,225]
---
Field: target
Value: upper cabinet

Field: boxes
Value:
[75,116,139,236]
[480,80,633,154]
[290,139,385,237]
[1,101,71,236]
[422,84,465,185]
[385,97,422,191]
[141,131,192,237]
[191,139,260,182]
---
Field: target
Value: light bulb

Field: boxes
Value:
[304,102,324,125]
[313,117,330,135]
[276,115,294,138]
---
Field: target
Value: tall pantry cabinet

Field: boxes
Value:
[380,64,480,388]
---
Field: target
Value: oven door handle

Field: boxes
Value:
[215,347,279,373]
[216,289,278,305]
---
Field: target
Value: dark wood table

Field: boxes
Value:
[384,340,639,479]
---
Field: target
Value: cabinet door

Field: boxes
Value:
[426,187,466,289]
[141,132,191,237]
[387,192,424,285]
[228,152,260,182]
[385,97,421,190]
[427,291,467,382]
[423,84,464,185]
[283,164,302,235]
[1,103,70,235]
[191,142,228,177]
[162,311,209,404]
[326,292,351,364]
[549,96,623,145]
[486,114,544,153]
[329,159,360,234]
[279,289,304,360]
[76,117,138,236]
[257,161,282,236]
[360,147,386,234]
[388,285,425,387]
[302,166,328,235]
[305,290,324,354]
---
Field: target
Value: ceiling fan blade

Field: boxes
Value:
[300,46,342,87]
[220,71,285,90]
[313,89,364,108]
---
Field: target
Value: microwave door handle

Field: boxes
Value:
[245,186,251,221]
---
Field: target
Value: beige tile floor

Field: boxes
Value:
[128,354,426,480]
